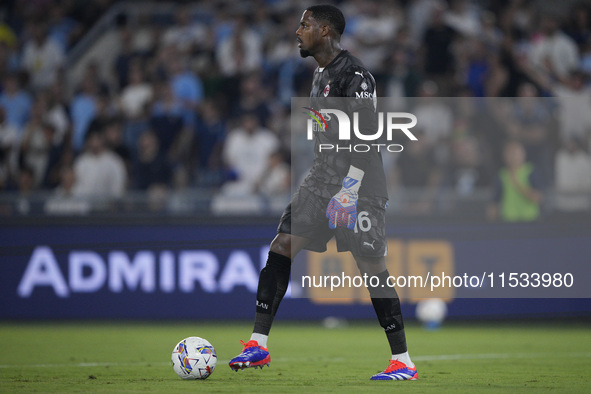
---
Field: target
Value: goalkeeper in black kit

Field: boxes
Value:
[229,4,417,381]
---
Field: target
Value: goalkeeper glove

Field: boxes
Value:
[326,166,364,230]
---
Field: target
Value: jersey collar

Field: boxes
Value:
[318,49,347,72]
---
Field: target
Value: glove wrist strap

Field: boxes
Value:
[343,165,364,192]
[347,165,365,181]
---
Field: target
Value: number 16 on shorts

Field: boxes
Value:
[354,211,372,233]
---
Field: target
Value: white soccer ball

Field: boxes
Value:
[171,337,217,380]
[416,298,448,328]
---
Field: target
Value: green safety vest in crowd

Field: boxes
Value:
[499,163,540,222]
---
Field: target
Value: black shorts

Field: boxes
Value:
[277,186,388,257]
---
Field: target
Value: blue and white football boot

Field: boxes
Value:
[370,359,418,380]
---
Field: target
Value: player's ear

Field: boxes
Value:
[321,24,330,37]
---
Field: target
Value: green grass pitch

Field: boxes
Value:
[0,320,590,393]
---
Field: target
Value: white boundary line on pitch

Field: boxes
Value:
[411,351,591,361]
[0,361,172,369]
[0,352,590,369]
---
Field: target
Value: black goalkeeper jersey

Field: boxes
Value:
[302,50,388,199]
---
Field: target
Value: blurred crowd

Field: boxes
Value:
[0,0,590,217]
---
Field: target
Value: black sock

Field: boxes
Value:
[368,270,408,355]
[253,251,291,336]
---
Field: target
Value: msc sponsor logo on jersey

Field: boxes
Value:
[355,91,374,99]
[355,72,371,98]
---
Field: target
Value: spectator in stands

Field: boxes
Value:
[54,166,77,198]
[161,4,208,55]
[21,23,65,90]
[251,5,274,39]
[266,14,300,69]
[41,88,69,146]
[393,130,443,214]
[256,150,290,197]
[529,14,579,80]
[412,80,453,151]
[167,52,203,127]
[0,19,17,49]
[0,28,20,79]
[564,4,591,51]
[267,14,311,105]
[504,82,553,184]
[554,137,591,212]
[47,2,82,53]
[113,25,137,90]
[444,0,480,37]
[194,100,225,184]
[116,58,151,155]
[463,40,490,97]
[103,118,131,172]
[488,140,543,222]
[479,11,503,51]
[150,81,186,160]
[216,17,262,77]
[498,0,534,37]
[484,31,527,97]
[446,136,490,196]
[221,112,279,196]
[347,0,400,71]
[39,121,68,190]
[87,92,117,141]
[580,40,591,75]
[391,25,416,62]
[407,0,444,48]
[521,59,591,144]
[0,74,32,132]
[44,165,90,215]
[166,165,192,213]
[19,98,55,187]
[15,166,35,215]
[146,183,170,212]
[119,62,153,120]
[0,106,19,187]
[131,130,171,190]
[420,5,456,93]
[381,48,422,102]
[70,74,98,152]
[230,73,271,126]
[72,129,126,199]
[82,60,110,96]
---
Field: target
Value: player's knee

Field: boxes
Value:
[270,234,291,258]
[355,256,387,276]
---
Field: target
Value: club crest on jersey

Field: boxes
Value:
[323,84,330,97]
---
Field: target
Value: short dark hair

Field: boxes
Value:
[306,4,345,36]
